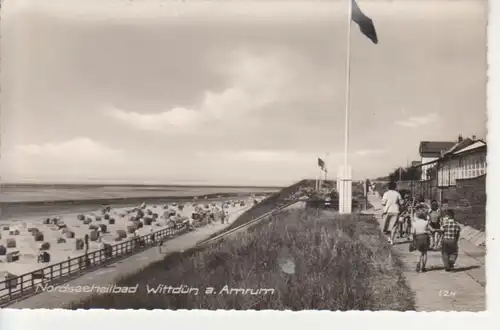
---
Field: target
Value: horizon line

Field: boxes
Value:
[0,181,287,189]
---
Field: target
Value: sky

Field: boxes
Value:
[0,0,488,186]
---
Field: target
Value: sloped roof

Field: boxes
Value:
[453,140,486,155]
[411,161,422,167]
[443,138,475,156]
[419,141,456,155]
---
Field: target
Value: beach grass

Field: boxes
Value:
[69,208,415,310]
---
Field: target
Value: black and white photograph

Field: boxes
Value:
[0,0,487,311]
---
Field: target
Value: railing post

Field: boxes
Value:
[0,209,228,306]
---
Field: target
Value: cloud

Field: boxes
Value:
[104,49,299,133]
[354,149,387,156]
[105,106,201,132]
[197,148,386,163]
[229,150,315,163]
[12,137,122,159]
[1,138,125,181]
[395,113,439,128]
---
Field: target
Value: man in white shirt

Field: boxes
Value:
[381,182,402,244]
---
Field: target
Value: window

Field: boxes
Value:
[471,157,475,177]
[438,165,443,186]
[442,164,450,186]
[466,158,472,178]
[479,154,486,175]
[457,153,487,178]
[450,159,458,185]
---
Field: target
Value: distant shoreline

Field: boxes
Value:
[0,190,276,221]
[0,183,285,189]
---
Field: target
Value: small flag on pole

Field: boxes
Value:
[352,0,378,44]
[318,158,325,170]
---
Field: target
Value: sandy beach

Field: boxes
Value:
[0,196,258,281]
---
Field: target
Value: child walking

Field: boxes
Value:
[428,200,442,250]
[412,208,431,273]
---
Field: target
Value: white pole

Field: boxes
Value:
[318,167,322,191]
[315,163,318,191]
[344,0,352,175]
[340,0,353,214]
[323,153,327,191]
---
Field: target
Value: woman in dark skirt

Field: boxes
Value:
[412,209,431,273]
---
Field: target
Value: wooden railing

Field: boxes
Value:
[0,199,301,306]
[0,224,188,306]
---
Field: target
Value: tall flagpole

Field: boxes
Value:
[323,152,327,191]
[319,169,322,191]
[340,0,353,214]
[344,0,352,174]
[325,152,330,184]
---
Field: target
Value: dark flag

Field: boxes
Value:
[318,158,326,170]
[351,0,378,44]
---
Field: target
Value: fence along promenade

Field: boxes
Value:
[0,199,299,307]
[0,224,187,306]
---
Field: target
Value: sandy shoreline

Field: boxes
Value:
[0,191,269,220]
[0,196,257,281]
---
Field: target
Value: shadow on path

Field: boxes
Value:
[424,265,480,273]
[366,192,486,311]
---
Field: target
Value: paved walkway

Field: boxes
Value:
[8,207,250,309]
[365,192,486,311]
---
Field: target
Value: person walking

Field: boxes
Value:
[428,200,442,250]
[84,234,89,255]
[149,227,155,244]
[412,208,431,273]
[97,226,103,243]
[133,228,141,250]
[221,210,226,224]
[440,209,461,271]
[381,182,403,245]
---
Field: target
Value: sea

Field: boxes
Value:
[0,183,281,220]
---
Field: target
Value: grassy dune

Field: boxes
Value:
[69,208,415,310]
[222,179,368,233]
[224,179,314,229]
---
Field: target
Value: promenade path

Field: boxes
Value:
[365,192,486,311]
[8,206,251,309]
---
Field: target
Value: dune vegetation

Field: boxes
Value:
[69,207,415,310]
